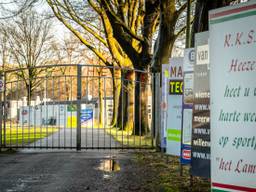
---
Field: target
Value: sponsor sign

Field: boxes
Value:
[161,64,169,149]
[209,2,256,191]
[67,116,77,128]
[182,147,191,160]
[166,58,183,156]
[183,48,195,72]
[67,104,77,112]
[181,48,195,164]
[81,108,93,125]
[191,32,211,178]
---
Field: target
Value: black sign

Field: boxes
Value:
[191,64,211,178]
[169,80,183,95]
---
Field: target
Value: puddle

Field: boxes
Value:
[98,159,121,172]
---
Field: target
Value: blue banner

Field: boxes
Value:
[81,108,93,123]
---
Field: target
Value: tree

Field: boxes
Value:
[152,0,190,71]
[1,9,54,104]
[47,0,190,135]
[46,0,160,134]
[51,33,87,100]
[0,33,11,71]
[0,0,38,19]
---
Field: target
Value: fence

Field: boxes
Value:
[0,64,156,150]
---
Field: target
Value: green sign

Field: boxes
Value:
[67,104,77,112]
[167,129,181,142]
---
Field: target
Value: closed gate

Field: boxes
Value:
[0,64,154,150]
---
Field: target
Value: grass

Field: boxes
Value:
[135,152,211,192]
[1,126,58,145]
[106,127,153,148]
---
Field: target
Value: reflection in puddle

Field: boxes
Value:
[98,159,121,172]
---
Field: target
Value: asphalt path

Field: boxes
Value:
[0,128,146,192]
[0,150,144,192]
[26,128,120,149]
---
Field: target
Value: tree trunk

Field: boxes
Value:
[26,82,32,106]
[110,68,121,127]
[116,70,134,134]
[134,72,150,135]
[116,71,127,130]
[98,75,104,128]
[152,1,177,72]
[123,71,135,134]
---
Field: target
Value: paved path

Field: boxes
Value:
[0,150,143,192]
[27,128,120,149]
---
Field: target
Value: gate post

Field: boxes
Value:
[0,73,3,149]
[152,72,161,150]
[76,65,82,151]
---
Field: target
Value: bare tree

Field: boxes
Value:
[46,0,160,134]
[0,33,12,71]
[51,33,88,100]
[1,9,54,104]
[0,0,39,19]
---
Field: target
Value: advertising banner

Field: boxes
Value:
[209,2,256,191]
[81,108,93,125]
[161,64,169,149]
[191,32,211,178]
[181,48,195,164]
[166,58,183,156]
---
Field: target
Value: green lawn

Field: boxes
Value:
[106,128,153,148]
[2,126,58,145]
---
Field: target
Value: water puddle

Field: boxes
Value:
[98,159,121,172]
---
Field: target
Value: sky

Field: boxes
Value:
[0,0,69,41]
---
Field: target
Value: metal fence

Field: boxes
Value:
[0,64,155,150]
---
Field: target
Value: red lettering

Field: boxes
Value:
[235,159,243,173]
[229,59,237,72]
[229,59,256,72]
[235,32,243,46]
[224,34,231,47]
[247,30,254,44]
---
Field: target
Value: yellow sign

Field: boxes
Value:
[67,116,77,128]
[169,80,183,95]
[164,69,169,78]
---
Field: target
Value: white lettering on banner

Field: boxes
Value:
[193,138,211,147]
[194,128,210,135]
[195,91,210,98]
[192,152,210,160]
[194,104,210,111]
[194,116,210,123]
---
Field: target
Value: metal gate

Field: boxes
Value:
[0,64,154,150]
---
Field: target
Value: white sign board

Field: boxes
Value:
[209,1,256,191]
[161,64,169,148]
[184,48,195,72]
[166,57,183,156]
[196,45,209,65]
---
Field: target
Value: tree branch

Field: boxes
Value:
[47,0,111,66]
